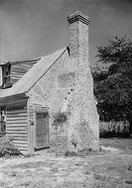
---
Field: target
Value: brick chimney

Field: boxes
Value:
[66,12,99,152]
[67,11,90,61]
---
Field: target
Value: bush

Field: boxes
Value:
[100,121,130,138]
[53,112,67,129]
[0,136,22,157]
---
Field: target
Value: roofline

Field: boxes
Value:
[0,46,69,66]
[27,47,68,93]
[0,57,41,66]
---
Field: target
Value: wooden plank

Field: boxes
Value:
[6,121,27,125]
[12,64,32,68]
[12,69,28,73]
[7,132,27,135]
[6,135,27,139]
[7,114,27,118]
[6,122,27,125]
[6,128,27,132]
[12,69,27,73]
[13,143,27,147]
[13,140,27,144]
[12,78,20,81]
[12,75,25,79]
[6,127,27,131]
[12,76,23,79]
[6,130,27,134]
[7,108,27,111]
[7,114,27,117]
[12,72,25,76]
[15,63,33,68]
[12,64,33,69]
[7,111,27,115]
[14,63,33,67]
[12,77,23,81]
[7,137,27,141]
[12,80,19,83]
[7,115,27,118]
[6,117,27,121]
[9,134,27,136]
[6,125,27,128]
[13,141,27,145]
[7,108,27,114]
[10,137,27,141]
[6,123,27,126]
[7,117,27,121]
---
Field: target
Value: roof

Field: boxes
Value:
[0,57,41,66]
[0,47,68,101]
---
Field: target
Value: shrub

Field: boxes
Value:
[53,112,67,129]
[99,121,130,138]
[0,136,22,157]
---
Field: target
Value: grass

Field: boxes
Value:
[100,137,132,151]
[0,138,132,187]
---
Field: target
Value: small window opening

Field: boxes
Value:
[0,107,6,136]
[2,64,12,88]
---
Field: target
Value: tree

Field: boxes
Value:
[93,36,132,135]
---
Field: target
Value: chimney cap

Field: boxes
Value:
[67,11,90,26]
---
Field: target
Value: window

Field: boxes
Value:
[2,64,12,88]
[0,107,6,136]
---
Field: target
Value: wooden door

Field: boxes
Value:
[35,112,49,148]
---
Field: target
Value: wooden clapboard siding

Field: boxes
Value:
[6,107,28,152]
[11,59,39,84]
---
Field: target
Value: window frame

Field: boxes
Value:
[0,106,6,136]
[2,63,12,89]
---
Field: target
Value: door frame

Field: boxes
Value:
[34,108,49,150]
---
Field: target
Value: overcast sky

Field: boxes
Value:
[0,0,132,67]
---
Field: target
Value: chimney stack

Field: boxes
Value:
[66,12,99,152]
[67,11,90,61]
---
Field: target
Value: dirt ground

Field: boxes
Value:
[0,138,132,188]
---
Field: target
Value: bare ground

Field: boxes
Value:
[0,138,132,188]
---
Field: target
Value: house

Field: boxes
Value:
[0,11,99,154]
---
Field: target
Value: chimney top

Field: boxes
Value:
[67,11,90,26]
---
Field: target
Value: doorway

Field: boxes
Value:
[35,112,49,149]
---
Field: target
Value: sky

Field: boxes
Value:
[0,0,132,67]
